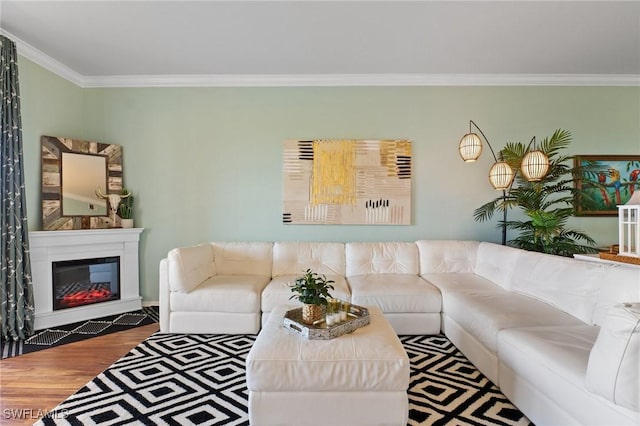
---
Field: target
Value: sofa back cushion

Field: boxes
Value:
[416,240,479,274]
[586,303,640,412]
[168,244,216,293]
[474,242,521,290]
[272,242,345,277]
[510,250,605,324]
[346,242,419,276]
[211,242,273,276]
[592,266,640,326]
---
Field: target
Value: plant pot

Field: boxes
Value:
[301,304,323,325]
[121,218,134,229]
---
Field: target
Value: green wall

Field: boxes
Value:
[19,57,86,226]
[19,56,640,302]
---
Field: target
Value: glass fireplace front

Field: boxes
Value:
[52,256,121,310]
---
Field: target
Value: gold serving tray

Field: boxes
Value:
[283,304,370,340]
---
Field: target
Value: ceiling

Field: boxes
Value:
[1,1,639,87]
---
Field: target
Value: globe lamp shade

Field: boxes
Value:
[521,150,550,181]
[488,161,515,190]
[458,133,482,162]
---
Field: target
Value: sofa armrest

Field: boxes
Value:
[159,257,170,332]
[586,302,640,411]
[167,244,216,293]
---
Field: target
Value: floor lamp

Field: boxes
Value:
[458,120,549,245]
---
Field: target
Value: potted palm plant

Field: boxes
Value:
[473,129,598,257]
[289,269,335,324]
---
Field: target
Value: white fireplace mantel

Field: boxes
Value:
[29,228,143,329]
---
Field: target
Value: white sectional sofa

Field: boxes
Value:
[159,240,640,425]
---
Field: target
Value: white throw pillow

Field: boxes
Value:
[586,303,640,411]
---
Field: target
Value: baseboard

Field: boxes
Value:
[142,300,159,307]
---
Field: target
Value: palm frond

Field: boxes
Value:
[473,197,503,222]
[540,129,572,158]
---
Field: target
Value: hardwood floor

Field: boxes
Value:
[0,323,159,425]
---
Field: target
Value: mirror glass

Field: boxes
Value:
[61,152,108,216]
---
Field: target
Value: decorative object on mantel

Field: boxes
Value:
[288,269,334,324]
[282,139,412,225]
[96,187,131,228]
[118,189,134,228]
[466,126,597,257]
[617,191,640,258]
[458,120,550,245]
[41,135,123,230]
[283,304,370,340]
[574,155,640,216]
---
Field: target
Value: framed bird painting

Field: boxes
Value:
[574,155,640,216]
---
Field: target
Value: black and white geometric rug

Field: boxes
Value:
[0,306,159,359]
[37,333,532,425]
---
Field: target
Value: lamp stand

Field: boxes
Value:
[465,121,510,246]
[501,190,507,246]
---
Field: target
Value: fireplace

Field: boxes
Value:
[52,256,121,310]
[30,228,143,329]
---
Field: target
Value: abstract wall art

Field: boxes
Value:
[283,139,412,225]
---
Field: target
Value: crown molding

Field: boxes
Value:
[80,73,640,88]
[5,30,639,88]
[1,29,85,87]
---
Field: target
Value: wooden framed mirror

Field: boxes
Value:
[41,136,123,230]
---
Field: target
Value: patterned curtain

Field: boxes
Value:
[0,35,34,340]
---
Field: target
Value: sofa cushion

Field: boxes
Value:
[421,273,501,311]
[347,274,441,313]
[445,290,584,353]
[586,303,640,412]
[168,244,216,293]
[272,242,345,277]
[474,242,521,290]
[592,266,640,326]
[346,242,419,276]
[170,274,271,313]
[211,242,273,276]
[261,274,351,312]
[510,250,605,324]
[416,240,479,273]
[421,273,499,295]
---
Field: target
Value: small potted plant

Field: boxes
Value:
[117,189,134,228]
[289,269,335,324]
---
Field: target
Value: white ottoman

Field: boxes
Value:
[246,305,409,426]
